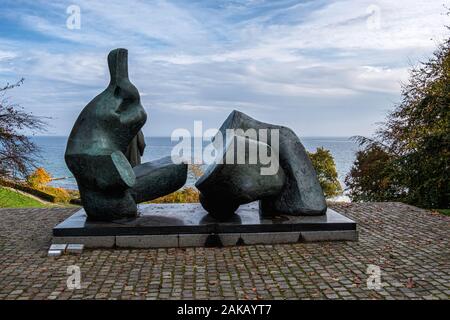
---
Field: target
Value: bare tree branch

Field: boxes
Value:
[0,79,47,182]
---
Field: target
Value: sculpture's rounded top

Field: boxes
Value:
[108,48,129,85]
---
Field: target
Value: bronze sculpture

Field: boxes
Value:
[65,48,187,221]
[196,110,327,220]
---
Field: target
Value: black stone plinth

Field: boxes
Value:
[53,202,356,237]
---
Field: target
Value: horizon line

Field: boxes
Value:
[29,135,357,139]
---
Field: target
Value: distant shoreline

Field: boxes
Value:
[30,135,355,139]
[30,136,360,192]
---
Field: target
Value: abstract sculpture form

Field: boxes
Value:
[65,48,187,221]
[195,110,327,220]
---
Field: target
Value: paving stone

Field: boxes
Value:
[0,203,448,300]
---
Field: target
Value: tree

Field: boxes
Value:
[308,147,342,198]
[26,167,52,188]
[345,140,404,202]
[346,24,449,208]
[0,79,46,182]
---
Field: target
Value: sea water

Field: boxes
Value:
[30,136,360,195]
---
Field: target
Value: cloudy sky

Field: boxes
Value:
[0,0,448,137]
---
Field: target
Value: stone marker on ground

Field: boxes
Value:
[66,244,84,254]
[47,250,62,257]
[49,244,67,252]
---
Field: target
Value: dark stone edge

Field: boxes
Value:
[53,221,356,237]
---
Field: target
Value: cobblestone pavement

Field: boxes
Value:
[0,202,448,300]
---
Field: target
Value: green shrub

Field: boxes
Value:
[308,147,342,198]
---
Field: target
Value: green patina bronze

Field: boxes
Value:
[65,48,187,221]
[196,110,327,220]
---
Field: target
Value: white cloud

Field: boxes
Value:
[28,51,106,85]
[0,0,448,136]
[0,50,17,61]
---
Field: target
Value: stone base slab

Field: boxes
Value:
[52,202,357,248]
[53,230,358,248]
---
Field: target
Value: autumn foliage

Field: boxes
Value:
[26,167,71,203]
[346,29,449,208]
[26,167,51,188]
[150,187,200,203]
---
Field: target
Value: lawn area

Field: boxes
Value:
[0,187,46,208]
[436,209,450,216]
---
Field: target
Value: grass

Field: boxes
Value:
[0,187,46,208]
[436,209,450,216]
[0,166,203,208]
[0,185,199,209]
